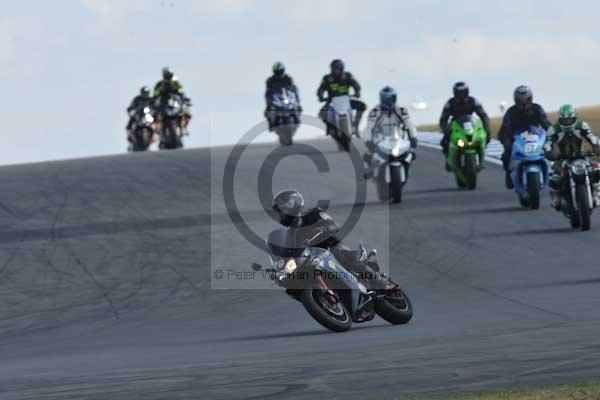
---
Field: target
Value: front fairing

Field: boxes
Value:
[449,118,486,154]
[164,95,183,117]
[511,129,547,162]
[272,247,363,290]
[271,89,298,111]
[376,139,411,160]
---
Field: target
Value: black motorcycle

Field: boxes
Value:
[128,106,156,152]
[554,151,600,231]
[158,93,185,150]
[252,228,413,332]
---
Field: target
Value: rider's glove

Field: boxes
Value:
[365,141,376,151]
[318,95,326,102]
[410,137,418,149]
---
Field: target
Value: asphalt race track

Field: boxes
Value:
[1,140,600,399]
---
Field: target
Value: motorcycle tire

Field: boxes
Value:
[576,183,592,231]
[301,288,352,333]
[464,154,478,190]
[390,165,403,204]
[375,286,413,325]
[527,172,541,210]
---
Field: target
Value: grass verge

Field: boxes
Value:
[401,381,600,400]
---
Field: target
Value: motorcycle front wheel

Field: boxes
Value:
[301,288,352,332]
[464,154,478,190]
[390,165,403,204]
[526,172,541,210]
[337,118,351,152]
[375,286,413,325]
[275,124,294,146]
[576,183,592,231]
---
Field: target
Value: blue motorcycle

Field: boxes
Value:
[509,126,549,209]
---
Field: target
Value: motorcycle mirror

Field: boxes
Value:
[251,263,263,271]
[369,249,378,258]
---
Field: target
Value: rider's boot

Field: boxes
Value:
[548,176,562,210]
[363,153,373,179]
[550,189,561,210]
[353,110,364,137]
[505,170,514,189]
[442,145,451,172]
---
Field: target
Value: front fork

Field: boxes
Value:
[568,174,596,211]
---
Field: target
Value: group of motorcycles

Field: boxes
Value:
[258,94,600,332]
[269,86,357,151]
[269,86,413,204]
[127,93,189,152]
[446,116,600,231]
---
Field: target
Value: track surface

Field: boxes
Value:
[1,140,600,399]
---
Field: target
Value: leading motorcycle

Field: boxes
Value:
[252,228,413,332]
[509,126,549,209]
[366,126,415,203]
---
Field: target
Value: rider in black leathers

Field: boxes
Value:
[497,85,551,189]
[272,190,393,290]
[317,59,366,136]
[126,86,154,136]
[439,82,491,155]
[264,62,301,130]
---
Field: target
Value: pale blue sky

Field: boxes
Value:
[1,0,600,165]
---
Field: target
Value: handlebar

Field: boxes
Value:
[564,151,596,160]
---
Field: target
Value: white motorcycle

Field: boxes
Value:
[366,126,414,203]
[324,95,354,152]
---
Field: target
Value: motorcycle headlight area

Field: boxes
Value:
[457,139,466,148]
[272,257,298,274]
[570,160,589,175]
[391,146,401,157]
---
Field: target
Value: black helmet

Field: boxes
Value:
[379,86,397,110]
[330,59,344,77]
[272,189,304,226]
[272,61,285,77]
[162,67,174,81]
[140,86,151,98]
[453,82,469,102]
[514,85,533,111]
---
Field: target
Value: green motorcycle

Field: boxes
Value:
[447,115,488,190]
